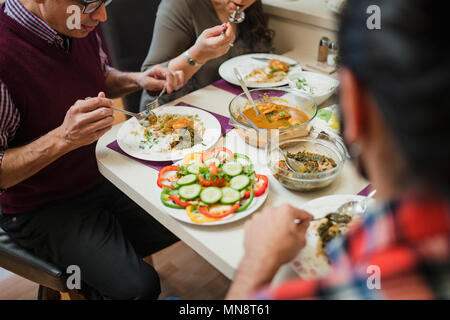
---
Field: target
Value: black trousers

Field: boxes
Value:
[0,180,178,300]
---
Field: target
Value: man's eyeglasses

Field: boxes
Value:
[74,0,112,14]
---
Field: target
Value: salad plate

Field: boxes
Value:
[157,148,269,226]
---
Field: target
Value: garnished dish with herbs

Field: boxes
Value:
[267,137,345,192]
[157,147,269,225]
[280,151,337,173]
[294,77,337,97]
[137,113,205,152]
[245,59,291,84]
[117,106,222,162]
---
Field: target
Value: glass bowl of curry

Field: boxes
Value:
[266,136,345,191]
[229,88,317,148]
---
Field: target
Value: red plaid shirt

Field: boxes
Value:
[254,193,450,299]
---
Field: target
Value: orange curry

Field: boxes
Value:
[240,102,310,129]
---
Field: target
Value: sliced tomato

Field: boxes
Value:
[198,175,226,188]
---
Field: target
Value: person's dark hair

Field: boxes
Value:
[339,0,450,198]
[239,0,274,51]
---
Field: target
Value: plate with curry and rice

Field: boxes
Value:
[289,195,375,280]
[219,53,302,88]
[116,106,222,162]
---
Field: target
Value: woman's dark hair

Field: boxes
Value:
[339,0,450,197]
[239,0,274,51]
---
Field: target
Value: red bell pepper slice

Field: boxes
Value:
[157,165,179,189]
[168,195,190,207]
[244,174,268,198]
[199,202,240,219]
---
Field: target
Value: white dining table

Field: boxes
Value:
[95,50,368,285]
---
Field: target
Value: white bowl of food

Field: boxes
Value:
[288,71,339,106]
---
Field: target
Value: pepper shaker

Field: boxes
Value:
[318,37,330,63]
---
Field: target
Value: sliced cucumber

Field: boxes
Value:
[204,157,220,167]
[187,161,204,175]
[229,175,250,191]
[200,187,223,204]
[234,153,252,166]
[178,184,202,200]
[177,174,198,186]
[220,187,241,204]
[222,161,243,177]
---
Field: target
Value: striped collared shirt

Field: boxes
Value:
[0,0,109,165]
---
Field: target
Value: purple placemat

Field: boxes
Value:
[212,79,244,95]
[106,102,233,171]
[357,184,373,197]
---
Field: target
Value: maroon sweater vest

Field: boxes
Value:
[0,5,106,214]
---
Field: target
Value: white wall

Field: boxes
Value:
[263,0,338,57]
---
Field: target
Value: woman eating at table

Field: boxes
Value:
[227,0,450,300]
[140,0,274,108]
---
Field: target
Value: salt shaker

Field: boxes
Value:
[327,41,338,66]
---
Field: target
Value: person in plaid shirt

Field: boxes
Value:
[227,0,450,300]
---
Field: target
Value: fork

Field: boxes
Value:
[145,87,166,124]
[111,87,166,122]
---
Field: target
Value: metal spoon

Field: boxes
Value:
[294,190,377,225]
[229,7,245,23]
[295,213,347,224]
[336,189,377,217]
[236,109,298,172]
[233,67,259,115]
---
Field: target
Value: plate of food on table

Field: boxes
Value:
[219,53,302,88]
[157,147,269,226]
[290,195,375,279]
[116,106,222,162]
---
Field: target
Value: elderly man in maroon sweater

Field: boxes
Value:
[0,0,184,299]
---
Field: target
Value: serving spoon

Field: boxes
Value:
[236,109,299,172]
[233,67,259,115]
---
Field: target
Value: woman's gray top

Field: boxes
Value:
[140,0,271,110]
